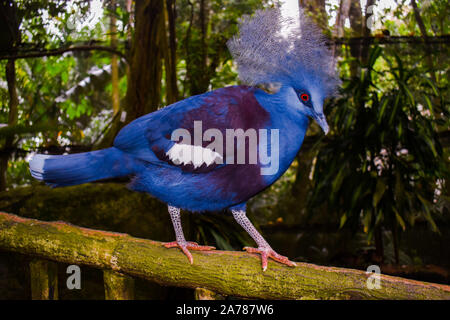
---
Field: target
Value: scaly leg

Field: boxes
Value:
[163,206,215,264]
[232,209,296,271]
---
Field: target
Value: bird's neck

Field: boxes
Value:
[254,84,309,140]
[254,85,309,181]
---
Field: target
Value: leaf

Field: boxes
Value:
[61,70,68,83]
[423,94,434,114]
[392,51,404,80]
[417,194,439,233]
[339,214,347,229]
[373,179,387,207]
[423,136,438,157]
[388,94,401,125]
[378,96,390,124]
[422,77,438,96]
[332,166,346,194]
[368,46,382,69]
[365,123,375,137]
[401,82,415,106]
[362,210,372,233]
[394,171,404,203]
[210,229,234,251]
[351,184,363,209]
[375,209,384,225]
[393,207,406,231]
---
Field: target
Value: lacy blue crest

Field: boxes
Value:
[227,7,340,98]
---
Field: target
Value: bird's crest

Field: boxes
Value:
[227,7,340,97]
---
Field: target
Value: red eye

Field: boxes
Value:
[300,93,309,102]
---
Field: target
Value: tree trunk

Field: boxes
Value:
[361,0,375,65]
[410,0,436,82]
[392,223,400,265]
[334,0,351,38]
[98,0,165,148]
[374,226,384,264]
[348,0,363,76]
[125,0,164,118]
[0,60,17,191]
[299,0,328,28]
[186,0,210,95]
[332,0,364,76]
[0,1,20,191]
[110,0,120,116]
[164,0,179,104]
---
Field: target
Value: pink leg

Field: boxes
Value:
[163,206,215,264]
[232,209,296,271]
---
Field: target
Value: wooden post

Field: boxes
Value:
[29,259,58,300]
[195,288,225,300]
[103,269,135,300]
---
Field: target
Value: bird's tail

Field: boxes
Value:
[29,147,141,187]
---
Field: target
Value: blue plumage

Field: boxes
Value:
[30,147,144,187]
[29,8,339,270]
[123,85,309,212]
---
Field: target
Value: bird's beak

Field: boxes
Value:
[313,112,329,135]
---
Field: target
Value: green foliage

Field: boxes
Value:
[308,45,449,246]
[1,1,128,190]
[4,160,31,189]
[177,0,267,96]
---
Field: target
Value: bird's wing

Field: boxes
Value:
[113,85,270,173]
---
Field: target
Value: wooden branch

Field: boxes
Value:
[0,123,65,139]
[0,45,127,61]
[330,35,450,45]
[1,34,446,62]
[0,212,449,300]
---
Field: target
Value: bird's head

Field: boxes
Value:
[293,87,328,134]
[228,7,340,135]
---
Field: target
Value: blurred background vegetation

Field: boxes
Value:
[0,0,448,299]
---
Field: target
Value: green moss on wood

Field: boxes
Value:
[195,288,225,300]
[103,270,135,300]
[1,212,449,300]
[29,259,58,300]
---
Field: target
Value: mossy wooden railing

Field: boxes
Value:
[1,212,449,300]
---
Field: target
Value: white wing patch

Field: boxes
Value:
[166,144,223,168]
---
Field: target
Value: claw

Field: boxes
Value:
[243,246,296,271]
[163,241,215,264]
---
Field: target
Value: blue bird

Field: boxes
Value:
[29,8,339,271]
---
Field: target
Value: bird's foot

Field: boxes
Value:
[243,246,296,271]
[163,241,215,264]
